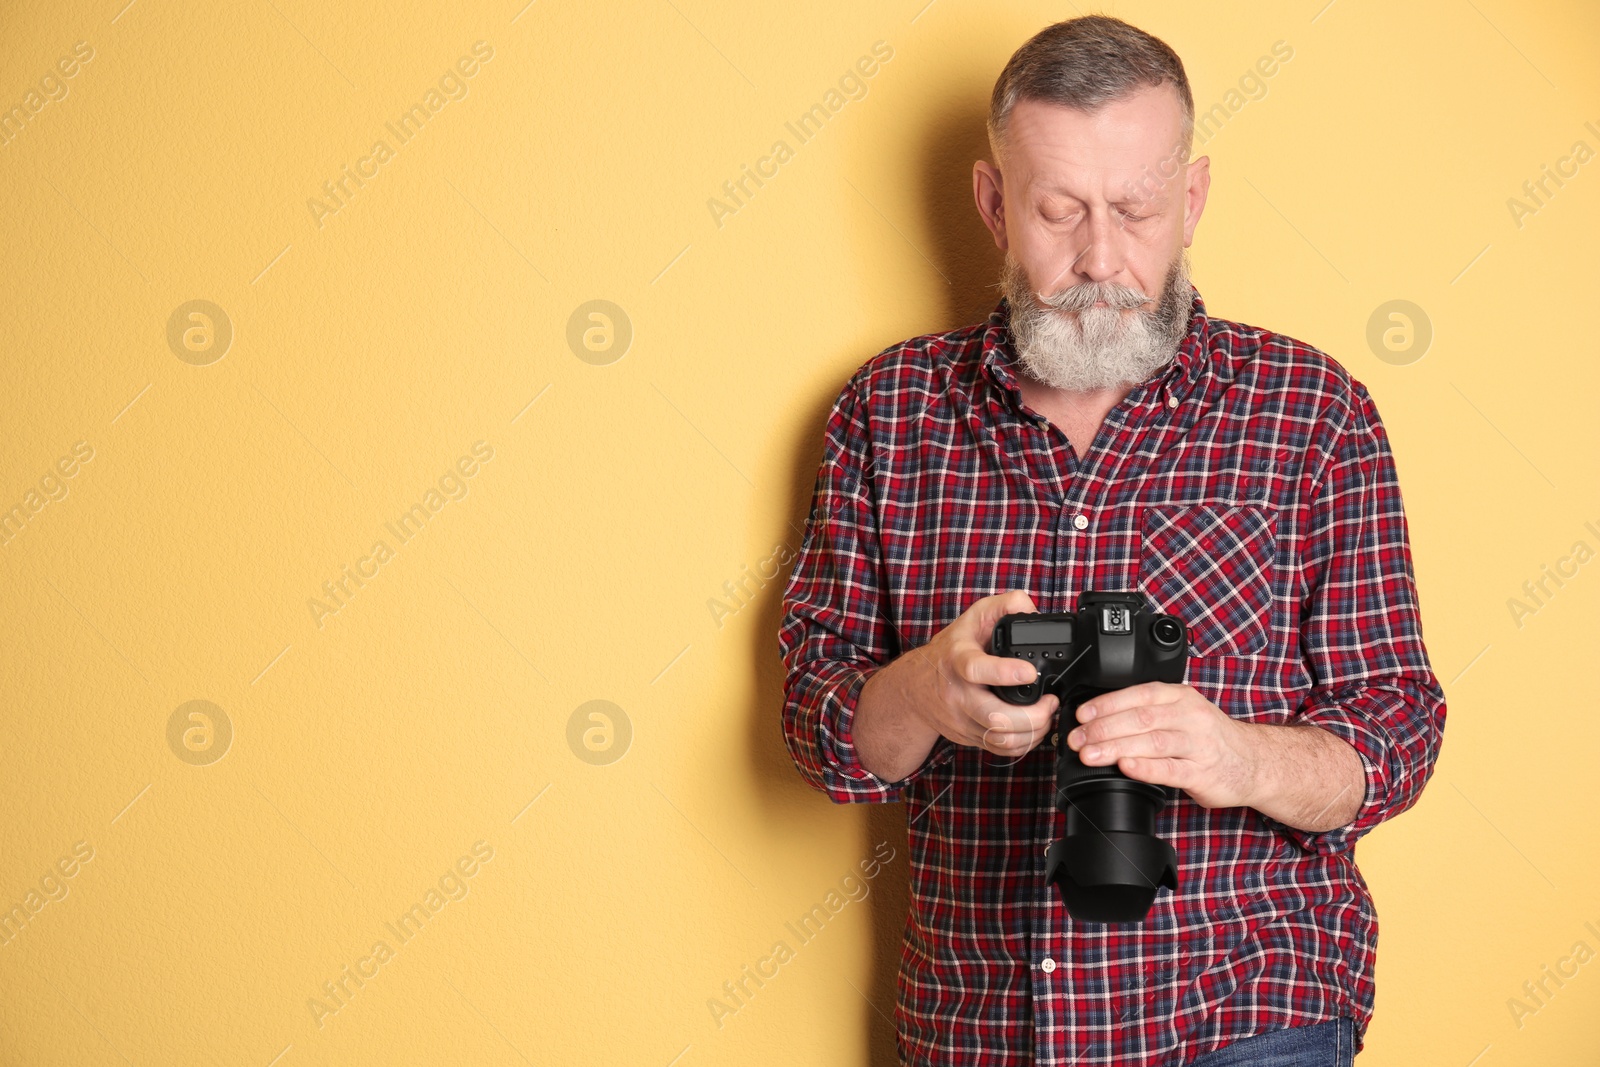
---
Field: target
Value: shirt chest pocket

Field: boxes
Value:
[1137,504,1279,658]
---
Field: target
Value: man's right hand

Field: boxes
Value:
[862,590,1061,767]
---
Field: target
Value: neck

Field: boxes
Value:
[1017,367,1138,408]
[1016,373,1132,461]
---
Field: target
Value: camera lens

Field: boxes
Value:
[1152,617,1183,648]
[1049,779,1178,922]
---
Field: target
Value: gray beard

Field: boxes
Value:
[999,248,1193,392]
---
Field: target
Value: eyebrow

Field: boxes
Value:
[1035,185,1170,208]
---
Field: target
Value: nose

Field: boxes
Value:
[1036,205,1127,296]
[1073,206,1125,285]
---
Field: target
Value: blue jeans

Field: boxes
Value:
[1182,1017,1357,1066]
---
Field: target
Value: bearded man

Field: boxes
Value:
[778,14,1445,1067]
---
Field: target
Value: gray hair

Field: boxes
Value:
[987,15,1194,164]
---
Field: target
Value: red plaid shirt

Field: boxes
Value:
[777,286,1447,1066]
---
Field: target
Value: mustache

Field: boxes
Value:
[1033,278,1153,314]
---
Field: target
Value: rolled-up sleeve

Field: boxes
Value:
[777,374,952,804]
[1273,381,1447,855]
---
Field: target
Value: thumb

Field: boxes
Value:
[966,589,1038,636]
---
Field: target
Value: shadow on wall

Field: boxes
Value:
[743,91,1003,1066]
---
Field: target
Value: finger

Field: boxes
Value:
[974,692,1057,738]
[976,692,1059,733]
[952,644,1040,688]
[1076,681,1183,723]
[945,723,990,748]
[1113,755,1191,789]
[979,725,1048,758]
[1067,702,1169,747]
[953,718,1020,752]
[1076,728,1190,765]
[946,709,1018,748]
[981,718,1051,746]
[978,708,1058,760]
[983,726,1047,744]
[982,743,1041,765]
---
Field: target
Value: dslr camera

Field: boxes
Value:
[989,590,1188,923]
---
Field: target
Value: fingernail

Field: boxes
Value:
[1084,746,1102,760]
[1079,706,1097,721]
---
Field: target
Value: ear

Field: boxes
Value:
[973,159,1009,252]
[1181,155,1210,248]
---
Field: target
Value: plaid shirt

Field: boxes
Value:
[777,286,1447,1066]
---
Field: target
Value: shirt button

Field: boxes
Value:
[1166,395,1178,408]
[1050,731,1059,746]
[1072,514,1089,530]
[1041,958,1057,973]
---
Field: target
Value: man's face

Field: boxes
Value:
[974,84,1210,391]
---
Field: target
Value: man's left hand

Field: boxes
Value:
[1063,681,1260,810]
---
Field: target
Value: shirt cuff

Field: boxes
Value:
[1263,705,1386,856]
[803,661,955,804]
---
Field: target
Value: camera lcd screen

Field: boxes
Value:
[1010,620,1073,645]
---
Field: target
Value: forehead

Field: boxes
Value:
[1001,87,1185,196]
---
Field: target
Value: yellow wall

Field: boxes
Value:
[1,0,1597,1063]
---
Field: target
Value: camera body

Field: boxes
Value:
[988,590,1188,923]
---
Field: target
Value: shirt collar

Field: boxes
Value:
[979,283,1210,403]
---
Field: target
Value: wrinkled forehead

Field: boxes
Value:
[1000,94,1187,198]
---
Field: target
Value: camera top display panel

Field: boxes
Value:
[1009,618,1074,645]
